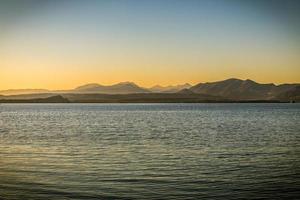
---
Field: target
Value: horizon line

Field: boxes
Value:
[1,77,300,91]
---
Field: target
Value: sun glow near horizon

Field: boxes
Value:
[0,0,300,90]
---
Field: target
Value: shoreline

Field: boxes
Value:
[0,94,297,104]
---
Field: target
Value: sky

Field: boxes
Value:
[0,0,299,90]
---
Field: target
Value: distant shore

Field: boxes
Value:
[0,94,296,103]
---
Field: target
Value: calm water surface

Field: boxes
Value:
[0,103,299,199]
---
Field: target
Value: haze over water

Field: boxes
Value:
[0,103,299,199]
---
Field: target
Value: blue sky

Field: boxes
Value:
[0,0,299,89]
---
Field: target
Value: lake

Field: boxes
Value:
[0,103,299,199]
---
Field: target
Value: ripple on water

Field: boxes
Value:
[0,103,299,199]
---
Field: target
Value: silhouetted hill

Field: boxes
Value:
[75,83,103,90]
[0,93,55,100]
[0,82,149,95]
[74,82,150,94]
[177,88,195,94]
[275,86,300,102]
[189,78,299,100]
[0,95,69,103]
[150,83,191,93]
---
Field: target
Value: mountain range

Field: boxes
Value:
[0,82,189,95]
[188,78,299,101]
[0,78,299,102]
[74,82,150,94]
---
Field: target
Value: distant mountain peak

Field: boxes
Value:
[116,81,138,86]
[73,81,149,94]
[179,83,192,88]
[226,78,241,81]
[75,83,102,90]
[150,85,164,89]
[149,83,192,93]
[190,78,299,100]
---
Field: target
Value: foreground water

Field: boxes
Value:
[0,103,299,199]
